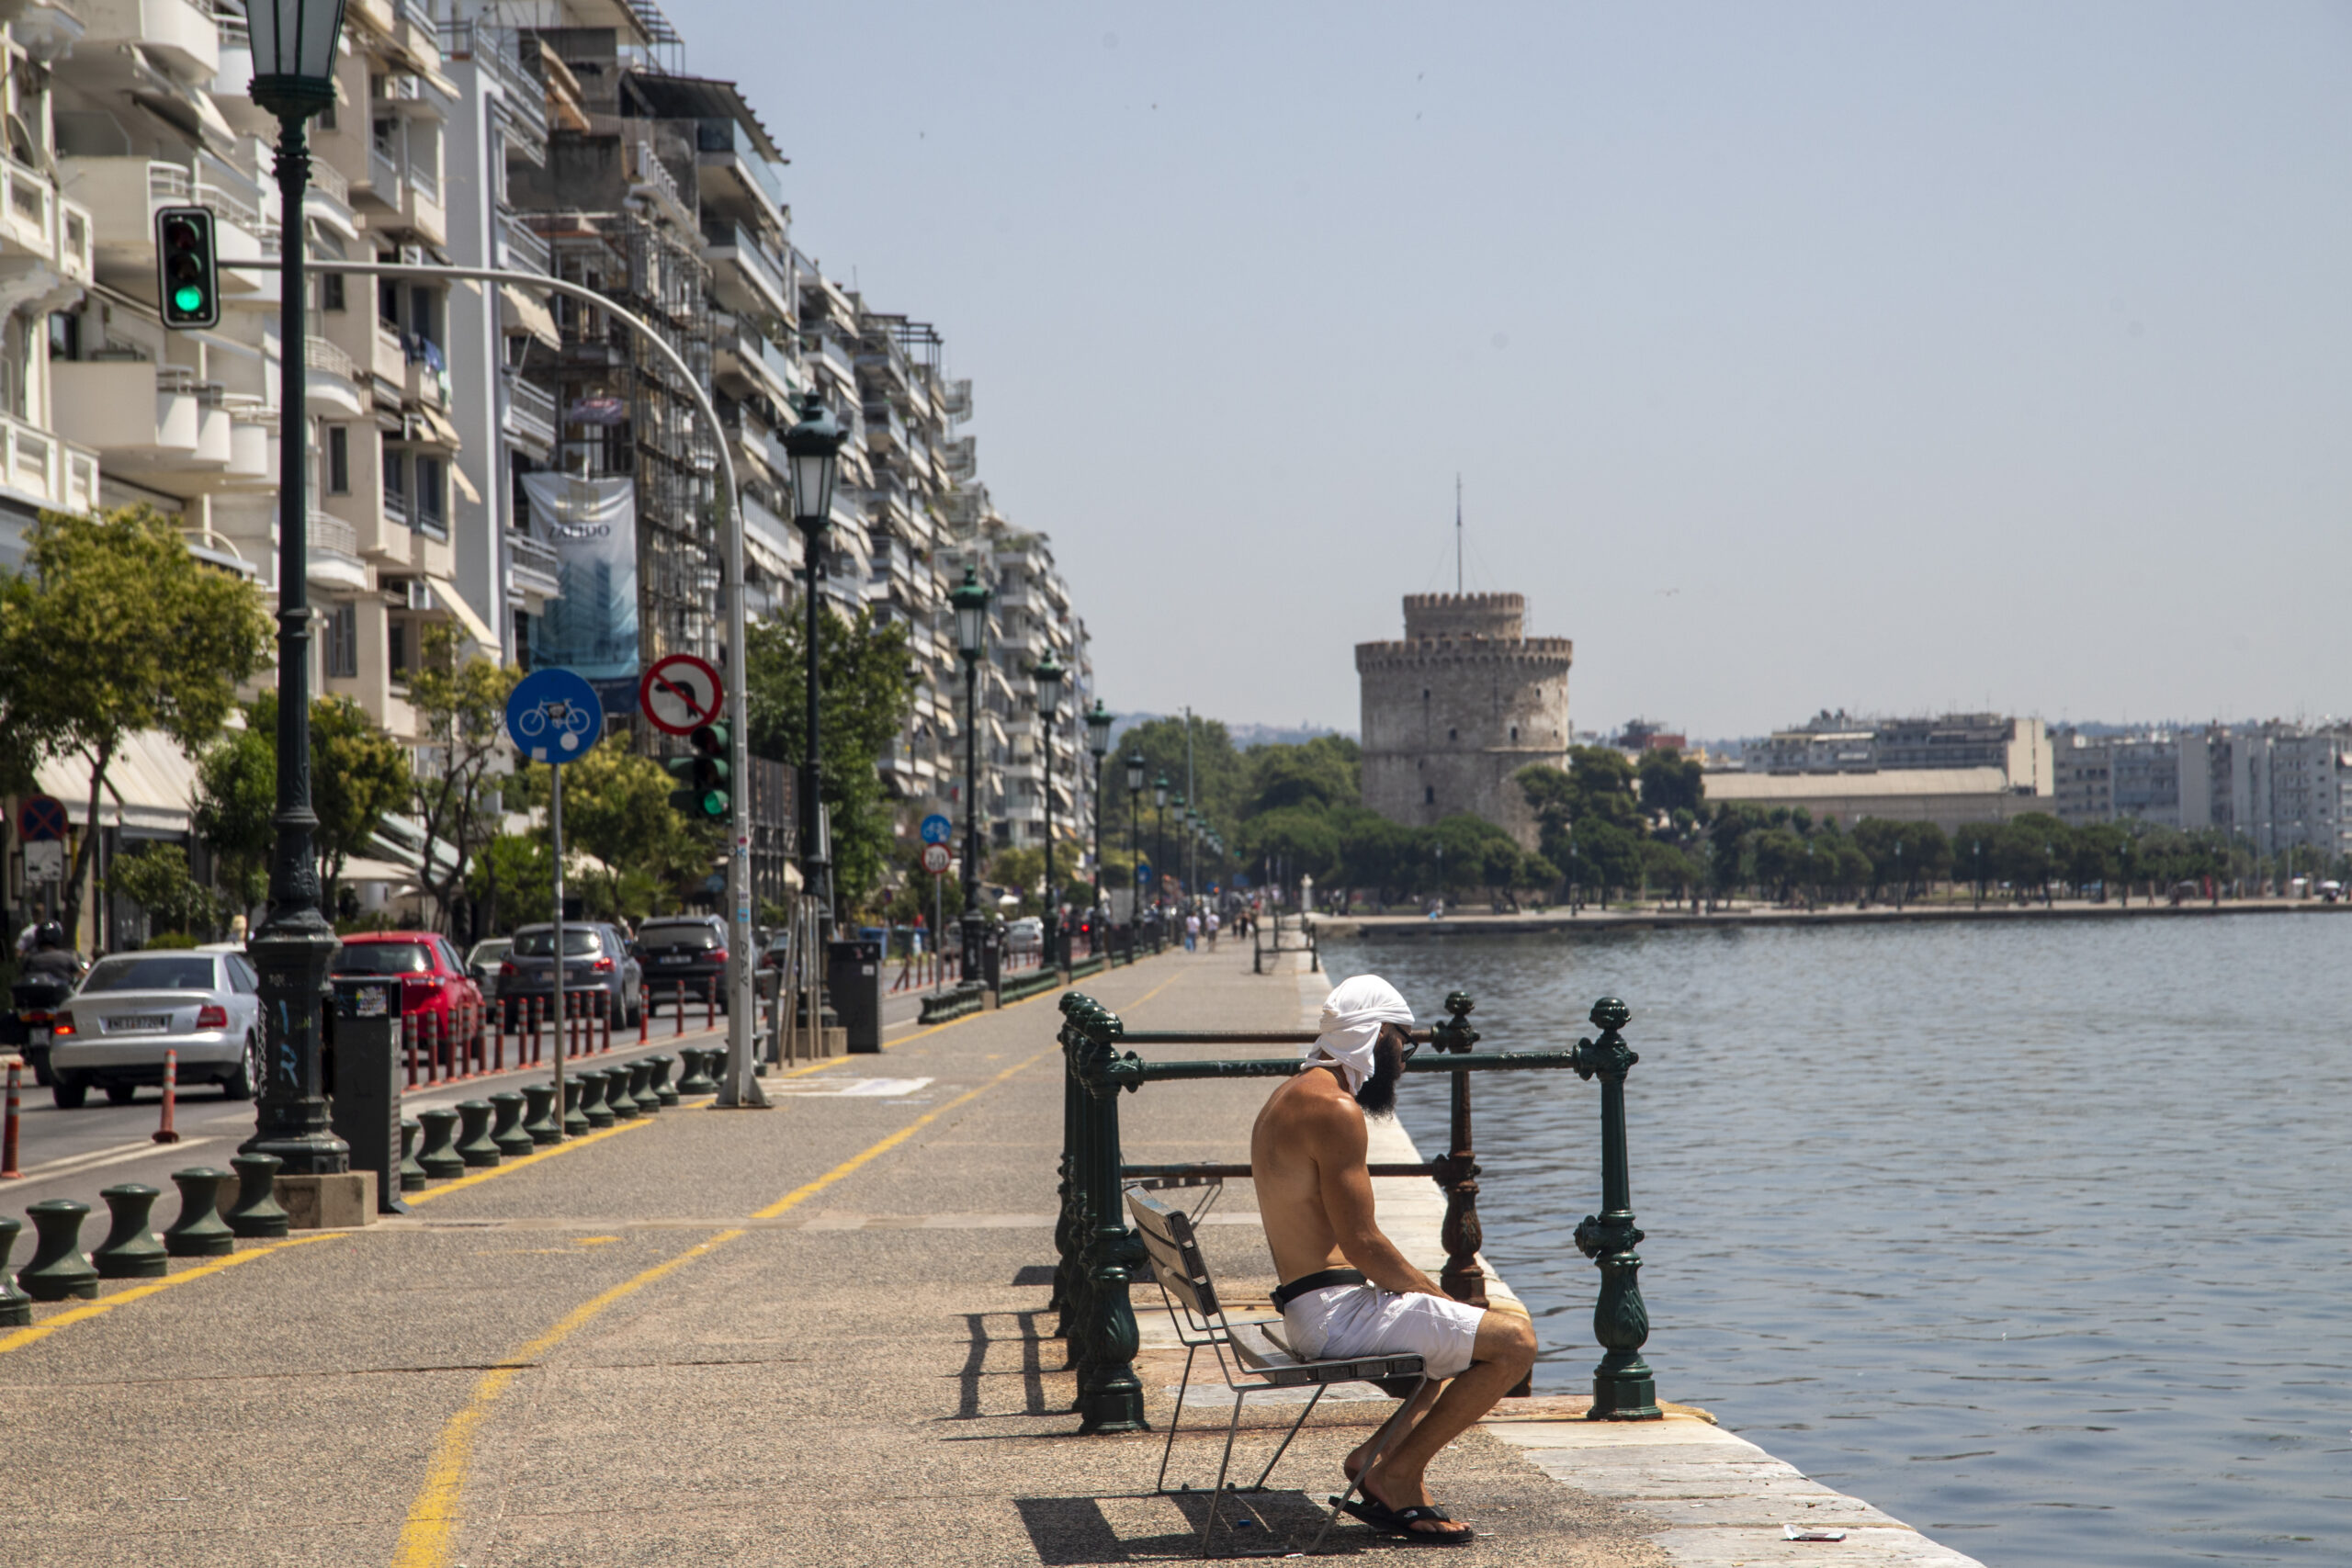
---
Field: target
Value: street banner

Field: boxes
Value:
[524,473,639,708]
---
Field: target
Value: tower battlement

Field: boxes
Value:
[1401,592,1524,640]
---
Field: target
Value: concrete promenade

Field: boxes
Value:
[2,944,1985,1565]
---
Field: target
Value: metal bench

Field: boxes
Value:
[1125,1184,1428,1557]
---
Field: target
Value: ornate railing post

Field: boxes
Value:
[1050,995,1089,1340]
[1571,997,1660,1420]
[1427,991,1486,1306]
[1065,993,1148,1434]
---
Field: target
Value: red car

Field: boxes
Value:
[332,933,485,1038]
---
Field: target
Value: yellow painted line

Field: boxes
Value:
[750,1047,1053,1220]
[0,1234,340,1357]
[390,1227,744,1568]
[404,1114,651,1206]
[391,1044,1055,1564]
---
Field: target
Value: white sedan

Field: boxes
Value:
[47,949,266,1109]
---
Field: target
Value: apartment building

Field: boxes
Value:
[2053,723,2352,863]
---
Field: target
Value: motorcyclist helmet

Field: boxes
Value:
[34,920,66,951]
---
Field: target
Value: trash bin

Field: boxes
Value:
[329,976,408,1215]
[827,937,885,1054]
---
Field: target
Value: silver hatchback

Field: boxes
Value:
[47,950,265,1108]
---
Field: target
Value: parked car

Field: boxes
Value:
[636,915,729,1013]
[466,938,513,999]
[498,922,641,1029]
[1005,916,1044,956]
[332,933,485,1037]
[47,949,264,1108]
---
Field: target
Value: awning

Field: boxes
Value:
[450,462,482,504]
[33,731,198,837]
[425,575,500,654]
[500,283,560,350]
[410,404,462,449]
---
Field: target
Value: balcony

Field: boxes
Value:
[0,411,99,515]
[356,141,403,215]
[57,158,193,285]
[700,220,792,322]
[498,209,550,274]
[502,374,556,455]
[695,118,786,232]
[51,360,232,494]
[308,510,368,592]
[82,0,219,83]
[941,436,977,482]
[305,335,364,418]
[943,378,973,420]
[506,530,560,598]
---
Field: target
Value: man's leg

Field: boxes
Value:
[1357,1309,1536,1537]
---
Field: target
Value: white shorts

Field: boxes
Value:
[1279,1282,1485,1381]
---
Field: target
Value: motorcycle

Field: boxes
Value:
[7,968,79,1086]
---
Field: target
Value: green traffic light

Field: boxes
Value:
[173,285,205,313]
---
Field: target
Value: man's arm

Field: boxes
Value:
[1311,1098,1442,1296]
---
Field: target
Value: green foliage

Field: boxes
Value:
[0,505,272,944]
[521,746,702,922]
[280,692,412,911]
[1117,715,1247,840]
[406,626,519,933]
[102,843,213,937]
[744,601,913,915]
[465,832,555,932]
[193,720,275,916]
[1635,749,1705,816]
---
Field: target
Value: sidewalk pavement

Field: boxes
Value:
[0,943,1978,1566]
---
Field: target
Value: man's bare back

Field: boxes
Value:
[1251,1002,1536,1544]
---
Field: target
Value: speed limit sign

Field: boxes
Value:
[921,843,952,876]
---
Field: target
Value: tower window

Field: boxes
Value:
[1510,725,1518,740]
[1424,786,1435,805]
[1422,688,1430,701]
[1448,728,1457,741]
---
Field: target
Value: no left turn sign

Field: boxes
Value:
[639,654,723,737]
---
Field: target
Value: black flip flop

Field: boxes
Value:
[1334,1495,1475,1546]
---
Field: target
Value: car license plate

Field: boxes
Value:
[660,955,692,964]
[107,1014,170,1032]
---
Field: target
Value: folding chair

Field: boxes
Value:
[1125,1186,1428,1557]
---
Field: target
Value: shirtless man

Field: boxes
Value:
[1250,975,1536,1544]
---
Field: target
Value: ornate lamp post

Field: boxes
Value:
[1085,701,1114,941]
[951,567,991,981]
[1152,773,1170,929]
[1030,652,1067,969]
[245,0,353,1176]
[782,392,845,933]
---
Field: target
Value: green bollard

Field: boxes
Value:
[605,1064,640,1120]
[647,1055,679,1106]
[0,1216,32,1326]
[414,1108,466,1179]
[94,1184,169,1278]
[226,1154,290,1238]
[579,1067,615,1128]
[627,1057,657,1114]
[521,1083,559,1145]
[399,1116,428,1191]
[560,1076,589,1138]
[1571,998,1662,1421]
[675,1047,718,1096]
[489,1092,534,1158]
[20,1200,99,1301]
[453,1100,501,1168]
[164,1168,236,1257]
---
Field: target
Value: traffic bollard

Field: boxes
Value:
[601,998,612,1055]
[521,1082,559,1145]
[164,1168,235,1257]
[579,1067,614,1128]
[453,1100,501,1168]
[400,1116,427,1191]
[0,1216,31,1325]
[225,1154,290,1238]
[19,1200,98,1301]
[153,1048,181,1144]
[93,1184,168,1278]
[639,996,649,1044]
[648,1054,679,1106]
[404,1011,420,1087]
[605,1064,639,1120]
[489,1091,533,1158]
[627,1057,657,1115]
[414,1108,465,1179]
[674,983,685,1037]
[2,1060,20,1179]
[492,1000,504,1072]
[675,1047,718,1096]
[560,1076,588,1138]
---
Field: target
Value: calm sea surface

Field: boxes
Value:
[1322,916,2350,1568]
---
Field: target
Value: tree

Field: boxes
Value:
[1118,714,1247,842]
[1636,748,1705,817]
[1238,806,1342,886]
[296,694,412,916]
[0,506,272,945]
[1245,736,1361,817]
[406,626,519,936]
[104,843,213,939]
[465,831,555,933]
[744,601,913,915]
[193,721,275,920]
[525,746,700,921]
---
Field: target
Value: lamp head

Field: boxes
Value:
[1030,653,1067,721]
[1085,700,1114,758]
[248,0,351,118]
[950,565,990,660]
[782,390,846,532]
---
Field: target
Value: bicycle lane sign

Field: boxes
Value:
[505,667,605,763]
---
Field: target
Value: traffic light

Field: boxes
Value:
[154,208,219,330]
[666,722,730,821]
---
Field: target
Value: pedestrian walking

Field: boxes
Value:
[1185,910,1201,952]
[1205,909,1220,951]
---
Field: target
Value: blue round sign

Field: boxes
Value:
[1135,862,1151,886]
[920,813,953,845]
[505,667,605,763]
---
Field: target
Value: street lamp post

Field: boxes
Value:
[952,568,991,982]
[1152,774,1170,940]
[1030,653,1067,970]
[1085,702,1114,950]
[781,391,844,1021]
[246,0,354,1176]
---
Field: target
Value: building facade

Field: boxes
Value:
[1356,592,1572,851]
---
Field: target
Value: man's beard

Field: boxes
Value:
[1354,1032,1404,1117]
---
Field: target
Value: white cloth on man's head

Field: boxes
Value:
[1306,974,1415,1095]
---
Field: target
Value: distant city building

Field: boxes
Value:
[1752,711,2052,792]
[1617,719,1688,753]
[2053,723,2352,861]
[1357,592,1572,851]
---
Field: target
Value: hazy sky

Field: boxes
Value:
[670,1,2352,739]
